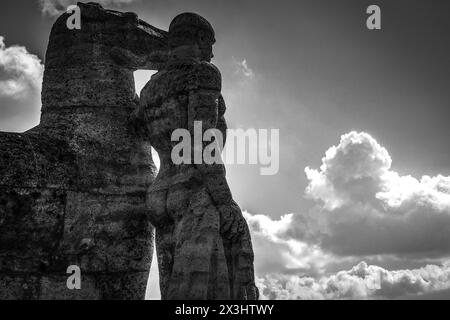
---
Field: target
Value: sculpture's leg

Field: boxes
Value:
[155,225,175,300]
[166,181,230,299]
[230,223,259,300]
[196,165,258,300]
[147,187,174,300]
[219,202,258,300]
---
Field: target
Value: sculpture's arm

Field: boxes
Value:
[187,88,220,134]
[129,84,151,139]
[186,63,222,135]
[217,94,227,147]
[186,63,222,162]
[187,63,246,241]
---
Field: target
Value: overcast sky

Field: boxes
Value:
[1,0,450,299]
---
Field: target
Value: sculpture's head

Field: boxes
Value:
[168,12,216,62]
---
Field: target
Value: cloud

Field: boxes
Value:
[302,131,450,257]
[233,57,254,78]
[257,261,450,300]
[0,36,43,132]
[245,209,450,299]
[244,211,336,277]
[0,36,43,99]
[38,0,138,16]
[243,131,450,299]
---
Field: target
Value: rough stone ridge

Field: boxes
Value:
[135,12,258,300]
[0,2,166,299]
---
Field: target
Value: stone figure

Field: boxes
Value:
[135,13,258,300]
[0,2,166,299]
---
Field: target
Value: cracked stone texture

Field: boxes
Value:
[0,2,166,299]
[134,12,258,300]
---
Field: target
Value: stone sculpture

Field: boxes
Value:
[0,2,165,299]
[134,13,258,300]
[0,2,257,300]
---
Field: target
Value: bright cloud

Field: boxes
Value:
[38,0,137,16]
[245,211,335,276]
[257,261,450,300]
[233,57,254,78]
[245,131,450,299]
[305,131,450,211]
[0,36,43,132]
[0,36,43,99]
[303,131,450,256]
[246,209,450,300]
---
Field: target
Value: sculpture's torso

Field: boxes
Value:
[139,59,258,300]
[140,60,224,224]
[141,60,222,152]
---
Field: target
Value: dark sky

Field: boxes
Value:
[1,0,450,299]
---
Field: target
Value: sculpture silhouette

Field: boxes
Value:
[0,2,165,299]
[0,3,258,300]
[135,13,258,300]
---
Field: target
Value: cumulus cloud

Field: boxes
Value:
[257,261,450,300]
[245,211,335,276]
[244,131,450,299]
[305,132,450,211]
[38,0,137,16]
[0,36,43,99]
[246,209,450,299]
[302,131,450,256]
[0,36,43,132]
[233,57,254,78]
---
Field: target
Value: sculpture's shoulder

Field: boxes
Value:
[140,70,168,105]
[140,61,222,105]
[165,61,221,92]
[191,61,222,91]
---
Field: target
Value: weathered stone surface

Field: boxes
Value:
[0,2,165,299]
[42,2,168,109]
[135,13,258,300]
[1,4,258,301]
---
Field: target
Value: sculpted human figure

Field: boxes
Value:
[134,13,258,299]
